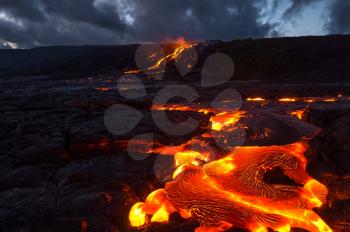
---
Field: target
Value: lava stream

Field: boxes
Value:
[124,39,196,76]
[128,104,332,232]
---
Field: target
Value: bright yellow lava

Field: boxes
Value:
[129,202,146,227]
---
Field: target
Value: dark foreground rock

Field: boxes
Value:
[1,74,350,232]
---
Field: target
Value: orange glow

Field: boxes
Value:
[203,156,235,175]
[304,179,328,206]
[96,87,112,91]
[129,202,147,227]
[152,103,246,132]
[252,226,268,232]
[124,38,195,76]
[151,105,196,112]
[175,150,208,166]
[151,206,170,223]
[246,97,266,102]
[289,109,306,120]
[173,164,190,179]
[124,69,141,74]
[129,189,175,227]
[302,97,339,103]
[128,103,332,232]
[278,98,297,102]
[275,224,291,232]
[81,219,88,232]
[210,111,245,131]
[304,99,315,103]
[130,143,331,232]
[324,98,336,102]
[244,95,350,104]
[172,36,188,46]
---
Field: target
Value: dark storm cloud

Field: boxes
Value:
[1,0,349,48]
[0,0,126,47]
[281,0,322,19]
[0,0,46,22]
[327,0,350,34]
[0,0,278,48]
[43,0,125,31]
[128,0,276,42]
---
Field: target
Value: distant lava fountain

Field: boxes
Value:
[128,104,332,232]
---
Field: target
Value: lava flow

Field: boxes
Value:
[124,38,196,76]
[289,109,306,120]
[128,104,332,232]
[243,94,350,105]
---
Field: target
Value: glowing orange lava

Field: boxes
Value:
[210,111,246,131]
[246,97,266,102]
[289,109,306,120]
[243,96,349,104]
[129,143,331,232]
[96,87,112,91]
[128,104,332,232]
[278,98,297,103]
[323,98,336,102]
[124,39,195,76]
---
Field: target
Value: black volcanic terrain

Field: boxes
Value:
[1,35,350,81]
[1,35,350,232]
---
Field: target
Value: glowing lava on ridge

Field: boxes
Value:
[124,38,196,76]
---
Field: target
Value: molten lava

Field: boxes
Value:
[210,111,246,131]
[124,39,196,76]
[129,144,331,232]
[245,95,350,104]
[289,109,306,120]
[278,98,297,103]
[128,104,332,232]
[246,97,266,102]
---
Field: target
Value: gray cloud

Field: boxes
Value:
[0,0,127,47]
[1,0,349,48]
[280,0,350,35]
[327,0,350,34]
[127,0,276,42]
[42,0,125,31]
[282,0,322,19]
[0,0,46,22]
[0,0,277,48]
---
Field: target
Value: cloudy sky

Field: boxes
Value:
[0,0,349,48]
